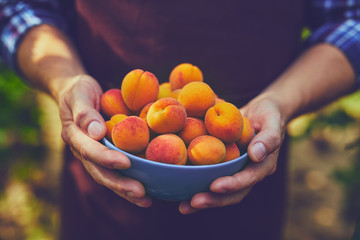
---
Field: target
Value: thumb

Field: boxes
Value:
[69,89,107,140]
[247,124,282,163]
[87,119,107,140]
[74,105,107,140]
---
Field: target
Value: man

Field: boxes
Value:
[0,1,359,239]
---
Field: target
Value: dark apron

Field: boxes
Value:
[60,1,304,239]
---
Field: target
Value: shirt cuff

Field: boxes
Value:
[306,19,360,87]
[0,8,67,73]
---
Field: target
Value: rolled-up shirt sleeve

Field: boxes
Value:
[305,0,360,85]
[0,0,67,70]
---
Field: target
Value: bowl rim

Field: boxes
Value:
[102,137,249,169]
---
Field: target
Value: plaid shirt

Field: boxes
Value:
[1,1,360,83]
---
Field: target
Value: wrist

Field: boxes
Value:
[17,24,87,101]
[54,74,103,104]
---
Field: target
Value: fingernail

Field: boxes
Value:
[126,191,135,197]
[200,204,210,209]
[113,162,126,169]
[251,142,266,162]
[179,202,194,215]
[88,121,102,139]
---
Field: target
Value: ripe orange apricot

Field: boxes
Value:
[205,102,243,143]
[236,116,255,149]
[146,97,187,134]
[178,82,215,118]
[121,69,159,112]
[157,82,172,99]
[215,98,226,104]
[178,117,208,145]
[223,142,241,162]
[105,114,128,140]
[169,89,182,100]
[100,89,131,117]
[138,102,154,123]
[112,116,149,153]
[169,63,203,90]
[188,135,226,165]
[146,134,187,165]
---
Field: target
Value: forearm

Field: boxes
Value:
[260,43,356,123]
[17,24,86,102]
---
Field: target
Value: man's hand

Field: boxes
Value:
[17,25,153,208]
[179,95,285,214]
[58,74,152,207]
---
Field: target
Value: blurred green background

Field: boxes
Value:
[0,64,359,240]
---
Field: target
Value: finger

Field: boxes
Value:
[209,150,278,193]
[247,113,282,162]
[59,76,106,140]
[67,92,107,141]
[64,122,130,169]
[179,187,252,215]
[179,201,197,215]
[80,156,152,207]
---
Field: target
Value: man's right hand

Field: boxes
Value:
[58,74,152,207]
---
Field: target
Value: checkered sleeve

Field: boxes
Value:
[0,0,67,71]
[306,0,360,85]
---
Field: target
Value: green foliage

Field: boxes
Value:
[0,65,45,184]
[333,142,360,224]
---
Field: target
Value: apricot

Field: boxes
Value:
[138,102,154,123]
[178,82,215,118]
[105,114,128,140]
[100,89,131,117]
[138,102,159,138]
[157,82,172,99]
[236,116,255,149]
[112,116,149,153]
[215,98,226,104]
[169,89,182,100]
[169,63,203,90]
[105,121,115,140]
[205,102,243,143]
[121,69,159,112]
[146,134,187,165]
[223,142,240,163]
[178,117,207,145]
[188,135,226,165]
[146,97,187,134]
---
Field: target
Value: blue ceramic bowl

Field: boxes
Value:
[102,137,249,201]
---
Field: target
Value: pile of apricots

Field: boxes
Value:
[100,63,255,165]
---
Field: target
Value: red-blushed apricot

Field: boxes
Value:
[121,69,159,112]
[222,142,241,163]
[178,82,215,118]
[205,102,243,143]
[138,102,154,123]
[138,102,159,139]
[169,63,203,90]
[215,98,226,104]
[105,114,128,140]
[236,116,255,149]
[112,116,149,153]
[188,135,226,165]
[100,89,131,117]
[178,117,208,146]
[157,82,172,99]
[146,134,187,165]
[146,97,187,134]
